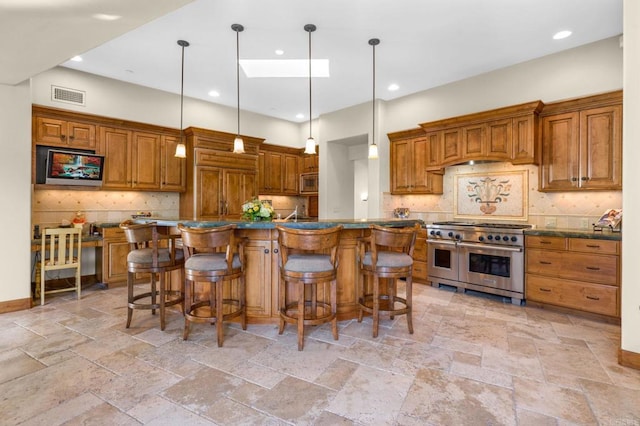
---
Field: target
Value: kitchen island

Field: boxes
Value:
[131,218,423,323]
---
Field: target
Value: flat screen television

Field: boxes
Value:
[45,149,105,187]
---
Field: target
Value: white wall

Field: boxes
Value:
[31,67,302,148]
[621,0,640,356]
[0,81,32,303]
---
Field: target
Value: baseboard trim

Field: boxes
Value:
[0,298,32,314]
[619,348,640,370]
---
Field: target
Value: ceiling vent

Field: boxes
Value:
[51,85,85,106]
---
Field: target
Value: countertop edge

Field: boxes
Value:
[524,228,621,240]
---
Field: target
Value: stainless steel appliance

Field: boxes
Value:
[300,172,318,194]
[426,221,532,305]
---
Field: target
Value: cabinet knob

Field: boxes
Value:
[571,177,578,182]
[264,249,269,254]
[581,176,589,181]
[273,249,278,254]
[61,134,67,140]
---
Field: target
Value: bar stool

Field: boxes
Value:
[276,225,343,351]
[178,224,247,346]
[358,224,419,338]
[120,220,184,330]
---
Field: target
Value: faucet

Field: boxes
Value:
[283,206,298,222]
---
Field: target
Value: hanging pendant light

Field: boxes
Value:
[304,24,317,155]
[368,38,380,160]
[232,23,245,154]
[174,39,189,158]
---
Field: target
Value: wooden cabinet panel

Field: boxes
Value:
[258,145,300,195]
[131,131,161,190]
[282,154,299,194]
[579,105,622,190]
[260,151,283,193]
[300,152,319,173]
[525,235,566,250]
[412,229,428,282]
[35,116,97,149]
[225,169,257,217]
[540,112,580,191]
[424,131,441,169]
[97,227,128,286]
[512,115,537,164]
[568,238,619,255]
[461,124,486,158]
[161,135,186,191]
[390,139,411,193]
[243,237,274,318]
[487,118,512,160]
[196,167,223,219]
[100,126,133,189]
[441,128,462,165]
[389,132,443,195]
[526,248,564,276]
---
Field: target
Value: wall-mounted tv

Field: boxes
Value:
[45,149,105,187]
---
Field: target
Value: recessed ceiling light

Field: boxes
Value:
[208,90,220,97]
[296,113,304,119]
[388,83,399,91]
[553,30,572,40]
[92,13,122,21]
[70,55,82,62]
[239,59,330,78]
[275,49,284,56]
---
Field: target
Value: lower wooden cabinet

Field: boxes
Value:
[525,235,620,318]
[413,228,428,283]
[238,229,278,321]
[96,227,129,286]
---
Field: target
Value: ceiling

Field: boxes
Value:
[1,0,623,123]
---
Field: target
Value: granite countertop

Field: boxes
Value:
[127,218,423,230]
[524,227,621,240]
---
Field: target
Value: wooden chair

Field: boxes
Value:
[119,220,184,330]
[178,224,247,346]
[358,224,419,338]
[38,227,82,306]
[276,225,343,351]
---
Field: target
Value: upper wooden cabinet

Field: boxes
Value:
[179,127,263,220]
[539,91,622,192]
[32,105,185,192]
[300,148,319,173]
[417,100,544,168]
[389,128,443,195]
[258,143,299,195]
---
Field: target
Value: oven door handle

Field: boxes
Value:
[427,240,458,248]
[457,242,523,253]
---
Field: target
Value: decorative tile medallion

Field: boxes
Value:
[454,170,528,221]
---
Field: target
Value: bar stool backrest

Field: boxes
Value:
[276,225,343,268]
[178,224,239,272]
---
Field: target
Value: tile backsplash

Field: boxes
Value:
[384,162,622,229]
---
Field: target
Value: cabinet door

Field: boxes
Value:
[411,137,431,193]
[424,130,441,170]
[461,123,486,158]
[100,127,133,189]
[224,170,257,218]
[282,154,299,194]
[441,128,462,165]
[67,121,97,149]
[486,119,512,161]
[512,115,537,164]
[101,239,130,285]
[301,153,318,173]
[161,135,186,191]
[131,131,161,190]
[540,112,580,191]
[35,117,96,149]
[196,166,223,219]
[263,152,283,193]
[390,140,411,193]
[579,105,622,190]
[243,238,273,318]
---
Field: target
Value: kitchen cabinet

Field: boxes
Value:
[179,127,263,220]
[300,147,319,173]
[389,128,444,195]
[539,91,622,191]
[34,116,96,150]
[96,226,129,286]
[412,228,428,283]
[525,235,620,318]
[258,144,299,195]
[160,135,186,191]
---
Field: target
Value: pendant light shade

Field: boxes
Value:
[174,39,189,158]
[303,24,316,155]
[368,38,380,160]
[232,23,245,154]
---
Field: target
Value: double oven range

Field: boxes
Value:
[426,221,532,305]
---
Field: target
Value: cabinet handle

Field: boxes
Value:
[61,134,67,140]
[540,241,552,245]
[581,176,589,181]
[69,135,75,141]
[539,287,551,292]
[539,261,552,265]
[264,249,269,254]
[586,244,600,248]
[586,295,600,301]
[571,177,578,182]
[585,266,601,271]
[273,249,278,254]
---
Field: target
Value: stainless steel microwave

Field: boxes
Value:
[300,173,318,194]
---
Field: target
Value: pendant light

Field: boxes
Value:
[368,38,380,160]
[174,39,189,158]
[303,24,317,155]
[232,23,245,154]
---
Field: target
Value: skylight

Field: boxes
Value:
[239,59,330,78]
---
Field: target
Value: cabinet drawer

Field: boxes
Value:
[563,252,618,285]
[101,227,125,239]
[526,249,564,276]
[527,274,618,317]
[413,260,428,281]
[568,238,619,255]
[525,235,566,250]
[413,238,427,262]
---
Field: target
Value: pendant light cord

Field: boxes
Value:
[369,38,380,147]
[236,28,240,136]
[177,40,189,147]
[305,24,316,140]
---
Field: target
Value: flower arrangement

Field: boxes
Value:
[241,198,275,222]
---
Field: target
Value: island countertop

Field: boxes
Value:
[127,217,424,229]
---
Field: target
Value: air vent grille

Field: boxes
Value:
[51,85,85,106]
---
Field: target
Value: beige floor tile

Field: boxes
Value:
[0,348,45,384]
[580,378,640,425]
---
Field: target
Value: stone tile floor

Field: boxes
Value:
[1,282,639,425]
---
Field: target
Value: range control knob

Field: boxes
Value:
[494,235,502,241]
[448,231,454,238]
[511,236,518,242]
[487,235,493,240]
[430,230,436,236]
[502,236,509,242]
[435,230,441,236]
[478,236,485,242]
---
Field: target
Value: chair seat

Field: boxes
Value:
[362,251,413,268]
[127,247,184,265]
[184,253,241,271]
[283,254,333,273]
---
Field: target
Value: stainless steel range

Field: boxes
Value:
[426,221,533,305]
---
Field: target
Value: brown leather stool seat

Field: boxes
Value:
[358,224,419,338]
[276,225,343,351]
[119,220,184,330]
[178,223,246,347]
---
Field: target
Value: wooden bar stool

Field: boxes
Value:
[120,220,184,330]
[178,224,247,347]
[358,224,419,338]
[276,225,343,351]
